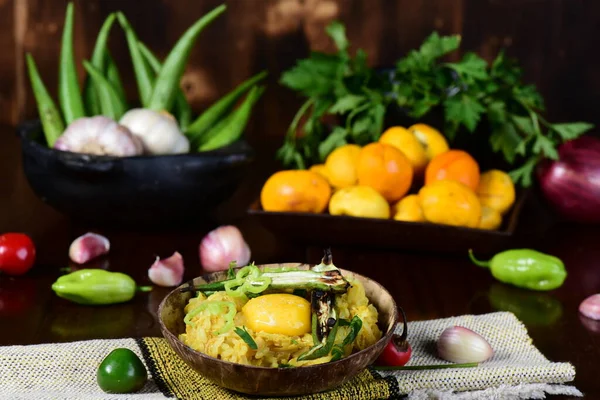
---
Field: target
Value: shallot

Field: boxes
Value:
[199,225,251,272]
[437,326,493,363]
[148,252,185,287]
[69,232,110,264]
[54,116,143,156]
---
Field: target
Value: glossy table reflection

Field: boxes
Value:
[1,124,598,399]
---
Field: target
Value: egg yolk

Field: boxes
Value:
[242,294,311,336]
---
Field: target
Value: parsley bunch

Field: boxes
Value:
[278,22,594,187]
[277,22,390,169]
[392,32,594,186]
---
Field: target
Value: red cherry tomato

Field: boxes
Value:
[376,306,412,366]
[0,233,36,276]
[377,335,412,366]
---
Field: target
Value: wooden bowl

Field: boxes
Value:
[158,263,399,396]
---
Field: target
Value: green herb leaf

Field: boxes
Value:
[234,326,258,350]
[417,31,461,63]
[330,95,366,114]
[325,21,349,52]
[445,52,488,81]
[279,53,343,97]
[318,127,348,161]
[514,84,545,111]
[443,94,485,132]
[532,135,559,160]
[487,101,507,125]
[509,156,539,187]
[512,115,536,137]
[551,122,594,141]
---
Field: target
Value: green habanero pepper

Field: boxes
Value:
[468,249,567,291]
[51,269,139,305]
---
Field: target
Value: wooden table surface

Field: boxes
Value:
[1,123,599,399]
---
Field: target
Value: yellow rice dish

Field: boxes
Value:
[179,276,382,367]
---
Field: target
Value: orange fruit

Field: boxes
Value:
[419,180,481,228]
[356,143,413,203]
[425,150,480,191]
[329,186,390,219]
[324,144,362,189]
[260,170,331,213]
[476,170,516,215]
[379,124,449,175]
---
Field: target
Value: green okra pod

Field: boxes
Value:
[185,70,268,141]
[26,54,65,146]
[105,52,128,108]
[181,268,350,294]
[82,12,116,116]
[59,2,85,124]
[83,61,127,120]
[198,85,265,151]
[148,4,227,112]
[117,12,154,107]
[137,41,192,130]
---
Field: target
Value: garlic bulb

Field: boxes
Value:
[119,108,190,155]
[54,116,143,156]
[437,326,493,363]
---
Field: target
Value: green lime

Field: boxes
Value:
[97,348,148,394]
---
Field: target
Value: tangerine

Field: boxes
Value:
[425,150,480,191]
[260,170,331,213]
[356,143,413,203]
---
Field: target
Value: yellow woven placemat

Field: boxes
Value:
[0,312,582,400]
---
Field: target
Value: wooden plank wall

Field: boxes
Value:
[3,0,600,140]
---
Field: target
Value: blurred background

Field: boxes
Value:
[2,0,599,143]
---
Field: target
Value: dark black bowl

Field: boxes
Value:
[17,120,254,228]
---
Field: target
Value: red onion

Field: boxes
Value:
[536,135,600,223]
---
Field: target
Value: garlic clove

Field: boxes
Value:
[199,225,251,272]
[148,252,185,287]
[437,326,493,363]
[69,232,110,264]
[579,294,600,320]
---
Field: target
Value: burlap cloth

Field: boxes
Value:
[0,311,582,399]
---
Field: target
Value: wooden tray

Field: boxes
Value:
[247,190,528,255]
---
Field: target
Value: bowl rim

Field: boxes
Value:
[157,263,399,372]
[17,118,255,162]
